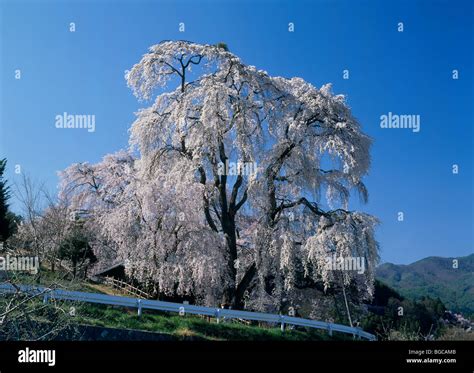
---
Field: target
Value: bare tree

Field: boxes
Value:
[0,272,79,341]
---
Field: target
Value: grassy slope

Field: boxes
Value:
[4,266,345,341]
[73,302,341,341]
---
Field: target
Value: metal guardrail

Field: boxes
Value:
[0,283,376,340]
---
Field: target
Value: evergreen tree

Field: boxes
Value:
[58,226,97,278]
[0,158,12,241]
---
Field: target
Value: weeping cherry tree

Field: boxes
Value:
[60,41,379,313]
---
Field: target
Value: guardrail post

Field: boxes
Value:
[353,328,360,340]
[43,293,49,304]
[137,299,142,317]
[215,308,220,324]
[280,315,285,332]
[327,324,333,337]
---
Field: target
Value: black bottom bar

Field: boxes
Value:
[0,341,472,371]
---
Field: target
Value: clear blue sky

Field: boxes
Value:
[1,0,472,264]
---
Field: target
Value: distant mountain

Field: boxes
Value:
[376,254,474,316]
